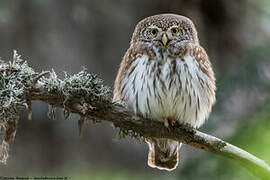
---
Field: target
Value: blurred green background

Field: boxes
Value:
[0,0,269,179]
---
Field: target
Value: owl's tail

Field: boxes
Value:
[146,138,181,171]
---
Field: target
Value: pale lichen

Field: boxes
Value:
[39,68,111,122]
[0,50,36,163]
[40,68,111,106]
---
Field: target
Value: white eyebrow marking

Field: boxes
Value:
[148,25,162,31]
[168,25,179,30]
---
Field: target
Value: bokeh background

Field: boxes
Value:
[0,0,270,179]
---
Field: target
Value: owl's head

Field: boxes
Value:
[131,14,199,48]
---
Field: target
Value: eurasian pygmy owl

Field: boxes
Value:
[113,14,216,171]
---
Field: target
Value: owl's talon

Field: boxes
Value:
[164,118,176,128]
[164,119,169,128]
[169,119,176,126]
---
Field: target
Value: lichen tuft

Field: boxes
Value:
[40,68,111,106]
[0,50,36,163]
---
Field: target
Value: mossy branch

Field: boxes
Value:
[0,51,270,179]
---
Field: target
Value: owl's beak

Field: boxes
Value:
[161,34,168,46]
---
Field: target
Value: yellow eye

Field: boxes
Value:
[171,27,179,34]
[150,28,158,36]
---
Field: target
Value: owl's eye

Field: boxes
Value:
[171,27,179,34]
[149,28,158,36]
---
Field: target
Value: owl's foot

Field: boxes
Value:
[169,118,176,126]
[164,119,169,128]
[164,118,176,128]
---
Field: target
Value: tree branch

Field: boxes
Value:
[0,51,270,179]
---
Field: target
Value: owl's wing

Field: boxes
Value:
[113,45,154,103]
[185,43,216,106]
[113,48,133,103]
[188,44,215,83]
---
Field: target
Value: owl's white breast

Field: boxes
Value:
[119,54,215,128]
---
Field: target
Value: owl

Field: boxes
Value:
[113,14,216,171]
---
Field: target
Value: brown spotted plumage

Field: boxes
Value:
[114,14,216,171]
